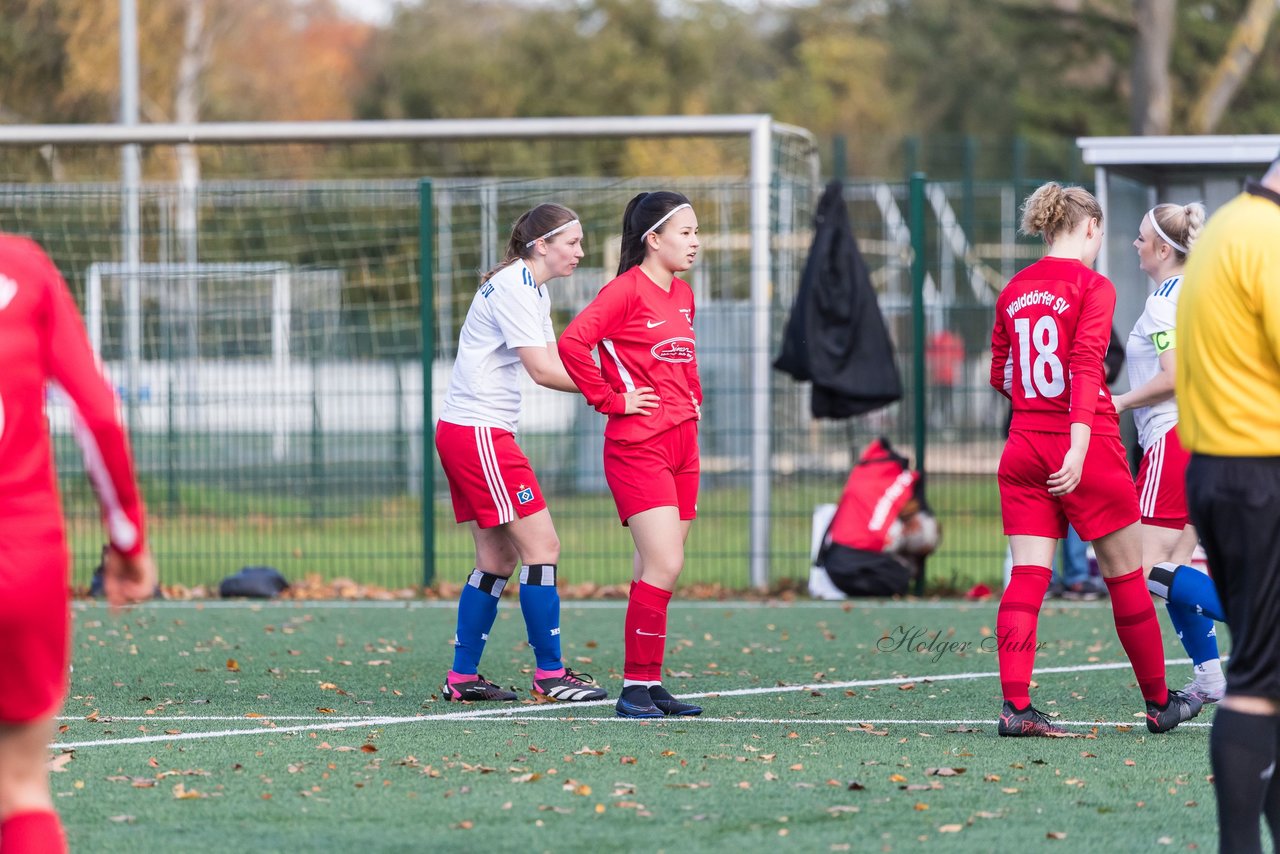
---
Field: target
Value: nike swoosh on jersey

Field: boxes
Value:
[635,629,666,637]
[646,319,666,328]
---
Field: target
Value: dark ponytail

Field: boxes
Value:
[482,203,578,283]
[617,191,693,276]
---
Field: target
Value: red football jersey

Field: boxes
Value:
[559,265,702,445]
[990,256,1119,437]
[0,235,146,555]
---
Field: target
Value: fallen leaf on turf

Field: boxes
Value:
[914,803,929,810]
[511,773,542,783]
[172,783,207,799]
[573,746,608,756]
[1046,832,1066,840]
[889,774,907,783]
[926,767,965,776]
[826,805,859,815]
[48,752,74,773]
[939,824,963,833]
[226,659,240,672]
[108,815,135,824]
[316,708,335,714]
[360,745,378,754]
[898,683,915,691]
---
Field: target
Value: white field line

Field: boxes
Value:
[53,657,1197,750]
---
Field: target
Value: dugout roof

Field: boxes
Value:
[1076,133,1280,368]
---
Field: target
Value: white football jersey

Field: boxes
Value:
[1126,274,1181,450]
[438,259,554,433]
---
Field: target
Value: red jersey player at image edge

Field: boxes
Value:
[0,233,157,854]
[434,203,608,706]
[558,191,705,719]
[987,182,1200,738]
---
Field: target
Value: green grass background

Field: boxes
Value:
[58,598,1218,852]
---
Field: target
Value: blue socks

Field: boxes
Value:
[519,564,562,672]
[451,569,507,674]
[1163,601,1220,666]
[1148,562,1223,667]
[1148,562,1224,622]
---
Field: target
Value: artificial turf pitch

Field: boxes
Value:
[55,598,1218,852]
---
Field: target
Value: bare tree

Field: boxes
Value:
[1188,0,1280,132]
[1130,0,1175,133]
[175,0,208,264]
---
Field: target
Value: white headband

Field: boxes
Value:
[1147,208,1187,255]
[525,218,580,249]
[640,203,692,243]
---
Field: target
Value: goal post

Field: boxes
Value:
[84,261,300,460]
[0,116,820,590]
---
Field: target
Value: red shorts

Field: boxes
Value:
[999,429,1139,542]
[603,420,699,525]
[435,420,546,529]
[1135,428,1191,530]
[0,527,70,723]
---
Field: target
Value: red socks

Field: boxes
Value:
[997,564,1052,708]
[1,811,66,854]
[1105,568,1169,705]
[624,580,671,682]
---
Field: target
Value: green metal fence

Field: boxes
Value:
[10,168,1064,594]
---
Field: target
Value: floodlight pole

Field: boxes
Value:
[120,0,142,423]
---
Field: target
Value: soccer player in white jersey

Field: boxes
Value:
[435,204,623,704]
[1112,202,1225,703]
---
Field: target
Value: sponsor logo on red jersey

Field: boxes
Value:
[651,337,695,363]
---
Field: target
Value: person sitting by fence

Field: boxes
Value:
[810,438,939,598]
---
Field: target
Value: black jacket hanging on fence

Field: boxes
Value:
[774,180,902,418]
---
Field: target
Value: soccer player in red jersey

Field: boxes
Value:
[989,183,1201,737]
[559,191,704,719]
[0,234,156,853]
[435,204,609,705]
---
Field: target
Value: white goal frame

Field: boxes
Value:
[84,261,293,460]
[0,115,820,589]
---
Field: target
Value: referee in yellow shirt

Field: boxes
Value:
[1178,151,1280,854]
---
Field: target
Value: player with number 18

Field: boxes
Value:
[987,182,1202,737]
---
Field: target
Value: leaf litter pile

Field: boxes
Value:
[59,598,1217,851]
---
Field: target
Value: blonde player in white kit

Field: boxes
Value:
[1112,201,1225,702]
[434,203,618,704]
